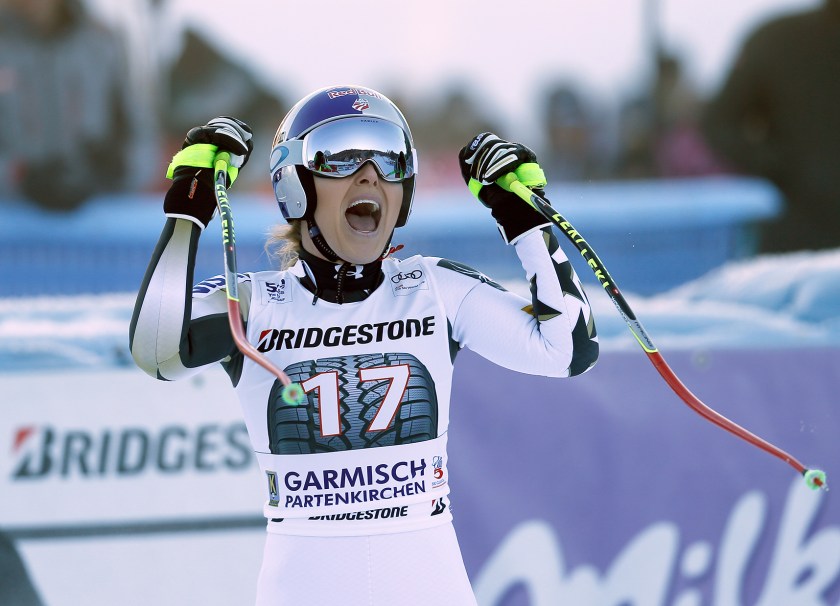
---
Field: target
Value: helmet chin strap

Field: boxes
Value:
[306,218,343,264]
[301,218,392,306]
[306,217,394,265]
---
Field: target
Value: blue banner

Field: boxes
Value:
[448,348,840,606]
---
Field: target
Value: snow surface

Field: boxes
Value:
[0,249,838,372]
[586,247,840,351]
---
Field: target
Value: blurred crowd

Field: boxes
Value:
[400,51,728,189]
[1,0,838,253]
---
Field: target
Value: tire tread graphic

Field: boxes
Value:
[267,353,437,454]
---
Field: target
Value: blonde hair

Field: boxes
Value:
[266,220,303,270]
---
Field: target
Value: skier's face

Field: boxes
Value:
[304,161,402,264]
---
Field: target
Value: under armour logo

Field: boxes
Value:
[335,264,364,279]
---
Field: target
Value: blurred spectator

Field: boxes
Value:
[540,84,604,182]
[0,0,133,211]
[614,51,723,180]
[162,27,288,192]
[613,95,657,179]
[651,53,724,178]
[702,0,840,253]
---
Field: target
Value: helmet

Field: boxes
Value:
[269,85,418,228]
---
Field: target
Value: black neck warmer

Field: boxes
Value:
[298,248,384,305]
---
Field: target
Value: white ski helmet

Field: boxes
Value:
[269,85,418,227]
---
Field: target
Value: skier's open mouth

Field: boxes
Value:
[345,200,381,233]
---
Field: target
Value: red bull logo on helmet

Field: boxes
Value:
[327,87,383,100]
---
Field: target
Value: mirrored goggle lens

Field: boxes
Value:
[303,118,416,182]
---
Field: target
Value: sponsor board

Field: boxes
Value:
[0,367,262,527]
[451,348,840,605]
[474,480,838,605]
[3,349,838,605]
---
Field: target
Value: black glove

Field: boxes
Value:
[459,132,550,244]
[163,117,253,229]
[182,116,253,171]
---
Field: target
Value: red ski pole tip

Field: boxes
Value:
[281,383,306,406]
[804,469,827,491]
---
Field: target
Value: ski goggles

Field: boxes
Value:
[271,117,418,183]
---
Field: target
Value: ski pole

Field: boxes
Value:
[213,153,305,405]
[498,173,827,491]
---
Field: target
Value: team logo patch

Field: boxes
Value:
[266,471,280,507]
[352,97,370,112]
[432,455,446,489]
[391,269,423,283]
[389,265,428,297]
[261,279,292,304]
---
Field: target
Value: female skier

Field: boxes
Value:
[130,85,599,605]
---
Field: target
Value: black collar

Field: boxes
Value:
[298,249,384,305]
